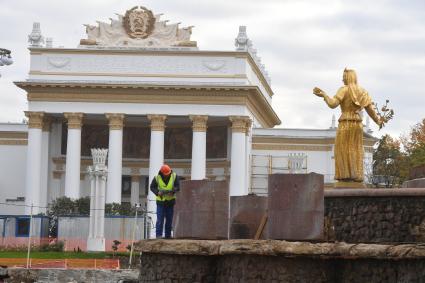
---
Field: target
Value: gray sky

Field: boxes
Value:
[1,0,424,138]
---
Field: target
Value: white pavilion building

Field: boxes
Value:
[0,6,376,216]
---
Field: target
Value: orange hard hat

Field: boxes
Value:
[160,164,172,176]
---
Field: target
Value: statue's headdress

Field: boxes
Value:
[343,68,371,108]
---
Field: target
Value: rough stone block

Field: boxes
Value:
[229,195,267,239]
[173,180,229,239]
[267,173,324,240]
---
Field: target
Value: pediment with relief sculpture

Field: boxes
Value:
[80,6,196,48]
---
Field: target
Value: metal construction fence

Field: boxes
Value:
[0,258,120,269]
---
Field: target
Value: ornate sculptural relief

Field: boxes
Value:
[80,6,196,48]
[28,22,44,47]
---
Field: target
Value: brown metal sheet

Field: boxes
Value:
[173,180,229,239]
[267,173,324,240]
[410,165,425,180]
[229,195,267,239]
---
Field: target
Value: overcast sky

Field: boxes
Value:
[1,0,424,138]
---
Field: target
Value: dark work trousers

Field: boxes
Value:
[156,202,174,238]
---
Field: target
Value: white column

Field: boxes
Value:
[190,115,208,180]
[105,113,125,204]
[147,114,167,238]
[245,119,252,194]
[24,112,44,215]
[51,172,62,200]
[131,175,140,206]
[40,117,51,210]
[80,172,88,197]
[229,116,249,196]
[88,171,96,239]
[48,122,62,203]
[64,113,83,199]
[87,148,108,252]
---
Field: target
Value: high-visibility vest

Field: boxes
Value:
[155,172,177,202]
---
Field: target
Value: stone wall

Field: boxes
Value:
[324,188,425,243]
[137,239,425,283]
[0,268,138,283]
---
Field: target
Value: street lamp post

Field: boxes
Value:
[0,48,13,77]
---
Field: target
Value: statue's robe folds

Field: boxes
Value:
[326,86,372,182]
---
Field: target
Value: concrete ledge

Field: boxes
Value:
[136,239,425,259]
[403,178,425,188]
[325,188,425,197]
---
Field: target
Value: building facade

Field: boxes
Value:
[0,7,375,217]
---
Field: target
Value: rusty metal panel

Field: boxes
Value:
[229,195,268,239]
[410,165,425,180]
[173,180,229,239]
[267,173,324,240]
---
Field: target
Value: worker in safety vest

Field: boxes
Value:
[150,164,180,238]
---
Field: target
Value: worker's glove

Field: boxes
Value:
[158,191,164,196]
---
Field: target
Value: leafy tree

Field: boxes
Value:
[401,118,425,154]
[400,118,425,177]
[410,143,425,168]
[105,202,135,216]
[373,134,406,186]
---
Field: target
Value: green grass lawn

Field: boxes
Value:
[0,251,130,259]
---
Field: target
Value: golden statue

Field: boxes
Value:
[313,69,393,187]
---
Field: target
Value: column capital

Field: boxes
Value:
[25,111,45,129]
[42,115,53,132]
[147,114,167,131]
[131,175,140,182]
[189,115,208,132]
[229,116,251,133]
[53,171,62,179]
[105,113,125,130]
[64,112,84,129]
[245,118,252,136]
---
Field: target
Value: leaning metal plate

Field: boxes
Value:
[229,195,267,239]
[267,173,324,240]
[174,180,229,239]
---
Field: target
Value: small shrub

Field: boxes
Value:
[38,240,64,252]
[126,244,132,252]
[112,240,121,257]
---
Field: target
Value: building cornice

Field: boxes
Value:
[16,83,281,128]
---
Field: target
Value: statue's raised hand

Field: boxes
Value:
[313,87,326,97]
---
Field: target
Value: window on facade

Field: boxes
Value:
[122,176,132,197]
[16,218,30,237]
[206,126,227,158]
